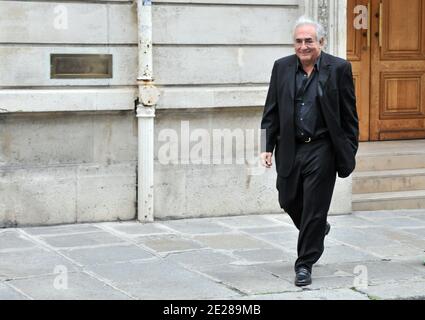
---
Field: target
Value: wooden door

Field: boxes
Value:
[370,0,425,140]
[348,0,425,141]
[347,0,371,141]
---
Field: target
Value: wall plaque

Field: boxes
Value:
[50,54,113,79]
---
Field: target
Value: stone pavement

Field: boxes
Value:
[0,210,424,300]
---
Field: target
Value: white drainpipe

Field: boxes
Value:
[136,0,159,222]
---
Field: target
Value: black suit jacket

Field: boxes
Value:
[261,52,359,178]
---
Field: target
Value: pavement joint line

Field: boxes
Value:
[94,223,179,259]
[323,236,388,261]
[159,247,294,298]
[140,229,261,253]
[234,227,299,253]
[36,242,134,251]
[16,228,138,300]
[399,226,425,229]
[155,221,207,233]
[29,230,106,238]
[0,229,44,248]
[0,246,41,254]
[163,247,249,266]
[151,219,231,236]
[56,241,159,252]
[80,269,138,300]
[212,220,282,230]
[154,248,211,258]
[172,264,247,298]
[349,287,373,300]
[261,214,296,226]
[133,229,237,237]
[130,244,251,299]
[1,272,78,283]
[98,221,179,236]
[153,222,198,234]
[354,215,421,225]
[4,281,35,300]
[85,256,159,267]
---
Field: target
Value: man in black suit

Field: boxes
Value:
[260,16,359,286]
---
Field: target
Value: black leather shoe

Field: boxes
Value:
[325,222,331,236]
[294,267,312,287]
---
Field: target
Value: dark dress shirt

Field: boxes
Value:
[294,55,328,140]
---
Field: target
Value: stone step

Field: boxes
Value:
[356,153,425,172]
[352,190,425,211]
[353,168,425,194]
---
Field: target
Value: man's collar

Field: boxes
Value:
[296,53,322,71]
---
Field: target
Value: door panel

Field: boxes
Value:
[347,0,370,141]
[370,0,425,140]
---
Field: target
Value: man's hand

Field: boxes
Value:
[261,152,273,168]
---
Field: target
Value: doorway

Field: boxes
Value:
[347,0,425,141]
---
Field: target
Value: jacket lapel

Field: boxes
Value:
[281,56,297,121]
[286,57,297,101]
[318,52,331,94]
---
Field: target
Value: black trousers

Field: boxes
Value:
[276,137,336,272]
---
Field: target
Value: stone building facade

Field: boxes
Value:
[0,0,349,226]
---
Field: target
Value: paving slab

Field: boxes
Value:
[192,233,273,250]
[256,261,350,281]
[267,214,295,224]
[211,215,281,229]
[135,234,206,253]
[165,249,237,269]
[400,227,425,238]
[240,288,369,300]
[37,231,126,249]
[0,247,79,279]
[230,248,295,264]
[0,230,37,251]
[0,283,28,300]
[318,244,380,264]
[23,224,102,236]
[87,259,238,300]
[371,217,425,229]
[159,219,233,235]
[98,222,173,236]
[362,226,425,243]
[363,244,423,260]
[59,244,155,266]
[332,260,425,285]
[199,264,298,295]
[327,215,377,228]
[9,272,131,300]
[305,275,356,290]
[327,227,394,247]
[1,211,424,300]
[252,231,299,247]
[354,210,425,219]
[356,279,425,300]
[238,224,295,235]
[411,214,425,221]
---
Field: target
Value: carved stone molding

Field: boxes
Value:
[302,0,347,59]
[318,0,329,52]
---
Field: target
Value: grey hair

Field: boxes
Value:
[293,16,326,42]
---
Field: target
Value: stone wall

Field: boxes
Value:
[0,0,349,226]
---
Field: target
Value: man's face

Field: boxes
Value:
[294,25,323,65]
